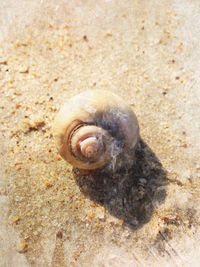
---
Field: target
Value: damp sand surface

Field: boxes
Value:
[0,0,200,266]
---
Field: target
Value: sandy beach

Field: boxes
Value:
[0,0,200,266]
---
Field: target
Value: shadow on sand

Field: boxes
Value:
[73,139,167,230]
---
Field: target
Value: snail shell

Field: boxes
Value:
[53,90,139,170]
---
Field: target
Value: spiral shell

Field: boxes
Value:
[53,90,139,170]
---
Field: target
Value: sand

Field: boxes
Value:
[0,0,200,266]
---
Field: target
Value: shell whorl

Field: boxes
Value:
[79,136,100,160]
[59,121,113,170]
[53,90,139,170]
[70,124,112,167]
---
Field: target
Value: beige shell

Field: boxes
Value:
[53,90,139,170]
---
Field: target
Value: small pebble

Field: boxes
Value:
[139,178,147,184]
[83,35,88,41]
[56,230,63,239]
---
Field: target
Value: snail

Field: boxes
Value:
[53,90,139,171]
